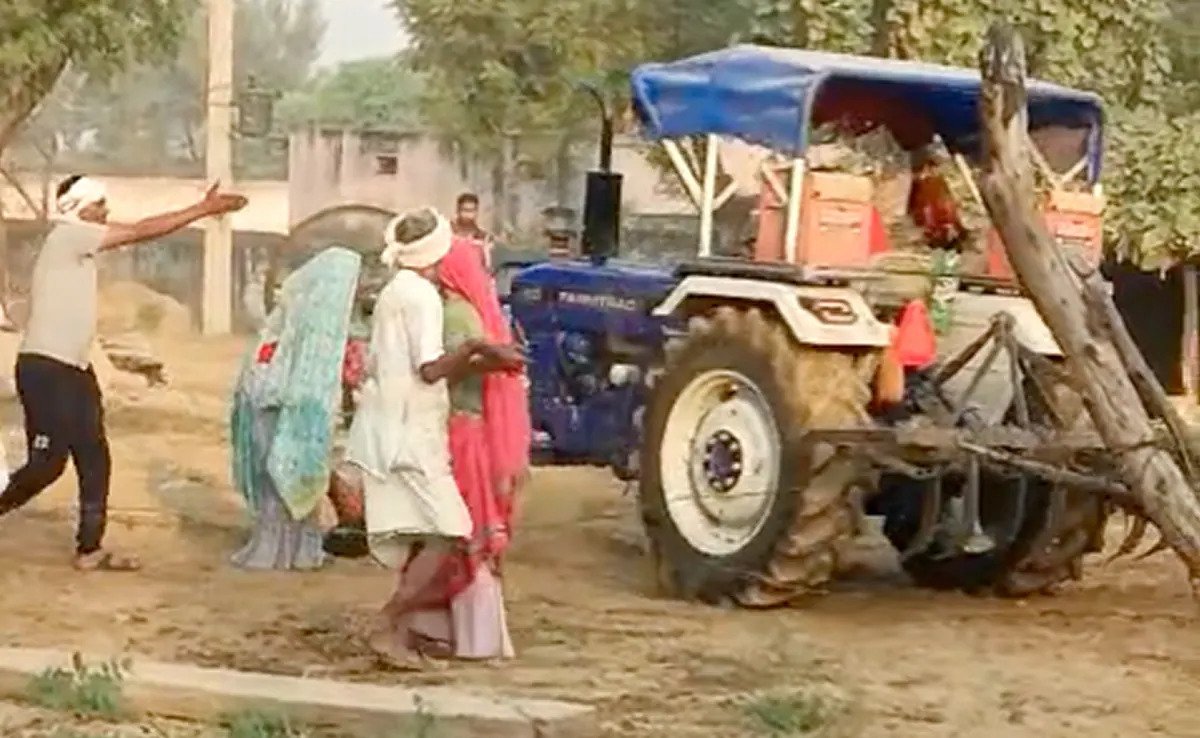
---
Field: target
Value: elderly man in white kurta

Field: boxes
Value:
[345,207,506,667]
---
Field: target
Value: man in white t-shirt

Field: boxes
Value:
[0,175,246,572]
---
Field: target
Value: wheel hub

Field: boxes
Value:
[702,429,744,492]
[660,371,782,556]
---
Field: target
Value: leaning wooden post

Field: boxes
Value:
[976,22,1200,594]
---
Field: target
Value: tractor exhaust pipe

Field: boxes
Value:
[579,82,622,265]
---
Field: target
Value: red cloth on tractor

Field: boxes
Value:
[908,164,965,250]
[893,299,937,369]
[867,206,891,256]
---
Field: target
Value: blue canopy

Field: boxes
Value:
[631,45,1104,178]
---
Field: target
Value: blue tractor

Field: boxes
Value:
[506,46,1112,607]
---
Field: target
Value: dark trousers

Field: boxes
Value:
[0,354,111,554]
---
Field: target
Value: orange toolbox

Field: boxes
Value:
[984,189,1105,281]
[754,169,874,269]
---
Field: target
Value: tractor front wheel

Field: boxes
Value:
[639,307,873,607]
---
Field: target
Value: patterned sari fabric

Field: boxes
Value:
[230,247,363,521]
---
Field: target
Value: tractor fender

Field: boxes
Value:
[949,292,1062,356]
[652,276,891,348]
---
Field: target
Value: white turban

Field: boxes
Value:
[381,209,451,269]
[55,176,107,222]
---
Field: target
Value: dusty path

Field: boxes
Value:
[0,335,1195,737]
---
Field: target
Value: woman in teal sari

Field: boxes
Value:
[230,247,363,570]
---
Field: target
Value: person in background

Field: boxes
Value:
[344,207,521,669]
[452,193,495,268]
[229,247,363,571]
[0,175,246,572]
[541,205,576,259]
[547,228,573,259]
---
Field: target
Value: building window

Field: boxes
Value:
[376,155,398,176]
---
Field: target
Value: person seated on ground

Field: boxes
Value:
[229,246,365,571]
[0,175,245,573]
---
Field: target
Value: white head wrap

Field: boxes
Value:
[55,176,108,222]
[381,208,452,269]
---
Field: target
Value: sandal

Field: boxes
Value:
[73,550,141,572]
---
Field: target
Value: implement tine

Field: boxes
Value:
[1042,486,1067,547]
[1134,535,1170,561]
[901,476,942,562]
[1107,513,1147,562]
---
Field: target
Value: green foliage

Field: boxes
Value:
[1104,106,1200,260]
[751,0,872,52]
[26,653,130,720]
[0,0,192,150]
[640,0,759,59]
[223,709,308,738]
[278,56,428,129]
[741,0,1199,262]
[11,0,322,176]
[743,690,831,735]
[234,0,326,94]
[1165,0,1200,113]
[396,0,649,159]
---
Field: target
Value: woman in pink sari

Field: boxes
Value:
[371,235,530,665]
[438,236,531,658]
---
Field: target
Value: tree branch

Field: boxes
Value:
[0,165,45,221]
[0,57,69,156]
[978,21,1200,595]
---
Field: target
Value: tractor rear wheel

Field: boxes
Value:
[639,306,873,607]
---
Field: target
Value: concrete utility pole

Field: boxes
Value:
[202,0,234,335]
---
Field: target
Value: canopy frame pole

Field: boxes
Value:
[783,157,806,264]
[699,134,719,257]
[760,162,789,204]
[661,140,703,206]
[1061,155,1089,186]
[713,180,739,211]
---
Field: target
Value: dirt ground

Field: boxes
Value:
[0,334,1197,738]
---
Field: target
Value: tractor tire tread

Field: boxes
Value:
[640,306,871,608]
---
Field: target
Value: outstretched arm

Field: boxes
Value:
[101,183,247,251]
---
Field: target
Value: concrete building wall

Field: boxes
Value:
[286,127,693,237]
